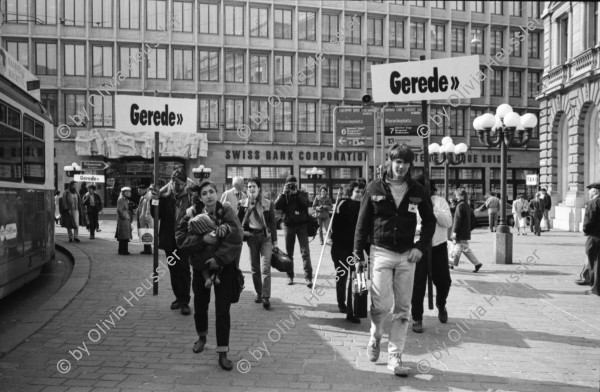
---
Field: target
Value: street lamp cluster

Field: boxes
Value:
[428,137,469,200]
[192,165,212,180]
[307,167,324,199]
[64,162,83,177]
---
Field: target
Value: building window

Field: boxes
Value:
[491,69,503,96]
[225,98,244,130]
[588,2,599,48]
[470,108,486,137]
[322,58,339,87]
[64,43,85,76]
[41,91,58,125]
[250,54,268,84]
[490,1,502,15]
[64,0,84,26]
[299,11,316,41]
[173,1,193,32]
[344,15,361,44]
[199,98,219,129]
[432,1,445,9]
[528,32,540,58]
[558,16,569,65]
[274,54,292,85]
[250,7,268,37]
[450,1,465,11]
[409,1,425,6]
[147,47,167,79]
[199,50,219,81]
[390,20,404,48]
[509,71,521,97]
[6,41,28,68]
[119,46,140,78]
[225,52,244,83]
[322,14,339,43]
[480,68,486,96]
[451,27,464,52]
[5,0,28,23]
[471,28,484,54]
[146,0,165,30]
[410,21,425,49]
[250,99,269,131]
[92,46,113,77]
[36,42,57,75]
[367,60,383,90]
[298,102,316,132]
[510,30,522,57]
[470,1,483,13]
[91,94,113,127]
[429,107,446,137]
[432,25,445,51]
[92,0,112,28]
[508,1,521,17]
[225,5,244,36]
[274,101,292,132]
[274,9,292,39]
[173,48,193,80]
[321,102,336,133]
[119,0,139,29]
[199,3,218,34]
[527,72,540,98]
[449,107,465,136]
[528,2,540,18]
[36,0,57,25]
[345,60,361,89]
[65,93,87,126]
[491,29,503,55]
[298,55,316,86]
[367,18,383,46]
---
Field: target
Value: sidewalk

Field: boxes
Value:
[0,222,598,392]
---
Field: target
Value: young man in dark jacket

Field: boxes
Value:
[580,182,600,296]
[354,144,436,377]
[274,175,313,288]
[451,188,483,272]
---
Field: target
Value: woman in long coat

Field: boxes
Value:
[60,180,87,242]
[115,187,133,255]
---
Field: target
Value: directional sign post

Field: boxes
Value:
[74,174,105,183]
[333,109,375,149]
[81,161,110,170]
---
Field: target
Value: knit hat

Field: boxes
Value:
[285,175,297,183]
[172,168,187,183]
[189,214,216,235]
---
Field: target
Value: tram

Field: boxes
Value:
[0,48,55,299]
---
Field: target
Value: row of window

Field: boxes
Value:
[371,1,542,17]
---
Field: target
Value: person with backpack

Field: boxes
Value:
[450,188,483,272]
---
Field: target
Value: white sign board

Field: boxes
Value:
[115,95,197,133]
[74,174,105,183]
[526,175,538,186]
[0,47,41,101]
[371,56,480,103]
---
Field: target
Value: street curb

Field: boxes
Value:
[0,236,91,358]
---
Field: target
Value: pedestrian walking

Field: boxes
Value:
[485,192,501,232]
[540,188,552,231]
[312,186,333,245]
[154,168,193,316]
[115,187,133,255]
[220,176,247,211]
[581,182,600,296]
[354,143,436,377]
[451,188,483,272]
[82,184,102,239]
[54,190,61,225]
[512,194,529,235]
[528,192,545,236]
[60,181,86,243]
[274,175,314,288]
[237,177,278,310]
[331,180,365,323]
[175,180,243,370]
[137,184,154,254]
[411,176,453,333]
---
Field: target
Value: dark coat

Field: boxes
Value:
[331,198,361,252]
[274,189,310,227]
[59,190,86,229]
[452,200,472,241]
[583,197,600,238]
[237,197,278,243]
[528,198,545,218]
[312,195,333,220]
[115,195,133,240]
[157,183,193,252]
[82,192,103,214]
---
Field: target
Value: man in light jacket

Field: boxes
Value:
[220,176,247,211]
[137,184,154,254]
[485,192,501,232]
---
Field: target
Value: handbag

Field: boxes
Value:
[540,217,549,231]
[231,267,245,304]
[138,228,153,243]
[271,247,293,273]
[520,211,528,218]
[352,270,369,318]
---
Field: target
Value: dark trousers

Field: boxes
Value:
[283,223,313,279]
[87,211,99,236]
[118,240,128,254]
[192,265,234,352]
[585,236,600,296]
[143,244,152,253]
[412,242,452,321]
[530,214,542,235]
[166,248,191,305]
[331,247,354,317]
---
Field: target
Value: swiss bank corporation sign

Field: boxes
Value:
[371,56,480,103]
[115,95,197,133]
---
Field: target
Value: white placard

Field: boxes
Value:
[526,175,538,186]
[371,56,481,103]
[115,95,197,133]
[74,174,105,183]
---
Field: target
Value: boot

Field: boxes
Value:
[218,352,232,371]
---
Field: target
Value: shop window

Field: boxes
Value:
[225,165,292,200]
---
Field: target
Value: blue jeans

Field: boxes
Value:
[283,223,313,280]
[370,246,416,356]
[246,233,273,299]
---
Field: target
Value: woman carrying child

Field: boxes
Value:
[176,181,243,371]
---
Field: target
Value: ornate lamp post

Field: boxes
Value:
[473,104,538,264]
[428,136,469,200]
[192,165,212,180]
[307,167,324,200]
[63,162,83,177]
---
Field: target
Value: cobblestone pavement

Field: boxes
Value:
[0,222,599,391]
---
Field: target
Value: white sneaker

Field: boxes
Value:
[387,354,409,377]
[367,337,381,362]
